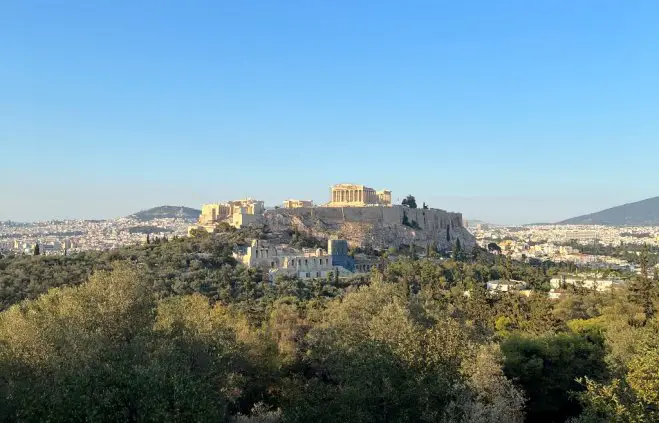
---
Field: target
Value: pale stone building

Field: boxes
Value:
[193,198,265,232]
[328,184,392,207]
[234,238,368,281]
[283,199,313,209]
[235,239,337,280]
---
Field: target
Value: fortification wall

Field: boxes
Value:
[273,206,462,229]
[266,205,473,250]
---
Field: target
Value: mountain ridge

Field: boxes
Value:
[558,196,659,226]
[129,206,201,221]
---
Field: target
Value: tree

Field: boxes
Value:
[487,242,502,255]
[423,202,429,210]
[0,265,272,422]
[402,211,411,227]
[146,233,150,244]
[189,227,210,238]
[33,243,40,256]
[574,319,659,422]
[430,241,438,257]
[452,238,464,261]
[501,332,607,422]
[446,226,451,243]
[627,245,657,324]
[401,195,417,209]
[409,244,417,260]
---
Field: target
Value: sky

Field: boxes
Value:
[1,1,658,224]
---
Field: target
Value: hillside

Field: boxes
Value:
[130,205,200,221]
[265,205,476,251]
[559,196,659,226]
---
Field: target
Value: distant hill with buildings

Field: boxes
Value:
[130,206,201,221]
[189,184,476,250]
[559,196,659,226]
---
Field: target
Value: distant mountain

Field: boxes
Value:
[559,196,659,226]
[130,206,201,221]
[465,219,503,228]
[465,219,488,227]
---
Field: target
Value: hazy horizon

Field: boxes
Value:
[1,181,654,226]
[3,1,658,224]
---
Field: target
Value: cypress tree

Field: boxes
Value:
[627,245,657,323]
[452,239,462,261]
[431,241,438,256]
[33,243,40,256]
[402,211,410,227]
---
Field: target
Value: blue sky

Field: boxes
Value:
[1,1,658,224]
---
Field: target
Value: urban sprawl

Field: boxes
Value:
[2,184,659,298]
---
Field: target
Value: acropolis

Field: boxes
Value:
[328,184,392,207]
[193,183,393,232]
[189,181,473,253]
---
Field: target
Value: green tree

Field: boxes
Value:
[33,243,40,256]
[627,245,657,324]
[487,242,502,254]
[452,239,466,261]
[574,318,659,423]
[0,265,271,422]
[401,195,417,208]
[501,331,607,422]
[402,211,411,226]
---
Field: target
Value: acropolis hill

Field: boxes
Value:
[191,183,475,251]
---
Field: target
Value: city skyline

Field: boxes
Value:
[0,183,655,226]
[3,1,658,224]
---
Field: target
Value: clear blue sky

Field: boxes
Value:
[2,1,658,224]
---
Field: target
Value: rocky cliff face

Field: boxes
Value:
[264,206,475,251]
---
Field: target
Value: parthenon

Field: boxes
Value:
[328,184,392,207]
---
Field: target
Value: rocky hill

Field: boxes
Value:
[130,206,201,221]
[559,196,659,226]
[264,205,475,250]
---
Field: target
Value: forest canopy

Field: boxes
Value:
[0,233,657,422]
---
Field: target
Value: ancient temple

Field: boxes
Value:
[328,184,391,207]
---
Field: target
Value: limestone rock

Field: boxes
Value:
[264,206,475,251]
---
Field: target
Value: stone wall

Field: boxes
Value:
[265,205,474,251]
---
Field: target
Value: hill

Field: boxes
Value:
[265,205,476,251]
[559,196,659,226]
[130,205,200,221]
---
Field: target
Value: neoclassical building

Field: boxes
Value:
[328,184,391,207]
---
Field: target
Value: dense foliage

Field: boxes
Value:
[0,232,657,422]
